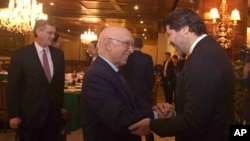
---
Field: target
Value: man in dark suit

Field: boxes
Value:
[87,40,98,65]
[121,37,154,105]
[7,20,65,141]
[81,26,165,141]
[120,37,155,141]
[51,32,61,49]
[162,52,175,104]
[129,8,235,141]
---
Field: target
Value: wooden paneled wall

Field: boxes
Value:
[199,0,248,60]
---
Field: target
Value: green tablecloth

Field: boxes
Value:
[63,91,81,131]
[0,74,7,81]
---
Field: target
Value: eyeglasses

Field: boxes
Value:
[108,38,134,48]
[40,29,56,36]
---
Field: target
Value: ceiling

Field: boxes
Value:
[0,0,197,39]
[1,0,250,39]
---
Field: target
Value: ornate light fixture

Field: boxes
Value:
[0,0,47,34]
[80,28,97,44]
[210,0,241,49]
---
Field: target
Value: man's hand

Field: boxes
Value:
[153,103,176,118]
[129,118,151,136]
[9,117,21,129]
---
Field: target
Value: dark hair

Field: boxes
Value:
[172,55,178,60]
[165,52,171,56]
[33,19,55,37]
[134,37,143,48]
[53,32,60,42]
[163,8,207,36]
[90,40,98,49]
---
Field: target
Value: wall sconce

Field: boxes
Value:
[210,0,241,49]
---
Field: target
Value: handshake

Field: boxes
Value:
[153,103,176,119]
[128,103,176,136]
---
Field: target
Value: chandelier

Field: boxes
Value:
[0,0,47,34]
[210,0,241,49]
[80,28,98,44]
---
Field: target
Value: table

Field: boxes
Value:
[0,74,7,82]
[63,91,82,131]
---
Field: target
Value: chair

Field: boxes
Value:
[0,82,8,132]
[151,74,161,106]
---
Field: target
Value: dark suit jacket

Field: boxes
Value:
[241,75,250,124]
[81,56,154,141]
[150,36,235,141]
[121,50,155,104]
[7,43,65,127]
[162,61,175,84]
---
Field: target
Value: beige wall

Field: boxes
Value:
[156,33,175,65]
[142,39,157,65]
[21,32,177,66]
[247,28,250,45]
[61,39,81,60]
[140,33,176,66]
[61,32,178,65]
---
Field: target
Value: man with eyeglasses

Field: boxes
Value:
[80,26,167,141]
[7,19,65,141]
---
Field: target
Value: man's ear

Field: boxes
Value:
[182,26,189,35]
[106,42,112,51]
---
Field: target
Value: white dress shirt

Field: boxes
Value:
[35,42,54,77]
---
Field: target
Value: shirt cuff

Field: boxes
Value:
[153,111,158,119]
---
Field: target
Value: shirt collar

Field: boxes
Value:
[35,41,49,53]
[99,55,119,72]
[189,34,207,54]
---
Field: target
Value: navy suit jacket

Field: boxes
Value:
[81,56,154,141]
[7,43,65,127]
[121,50,155,104]
[150,36,236,141]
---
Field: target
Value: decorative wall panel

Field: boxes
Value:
[0,29,25,56]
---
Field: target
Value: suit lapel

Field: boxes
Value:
[30,44,51,84]
[96,57,135,105]
[49,47,56,82]
[115,72,135,106]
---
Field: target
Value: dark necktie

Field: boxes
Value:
[117,71,134,104]
[43,49,51,82]
[117,71,127,86]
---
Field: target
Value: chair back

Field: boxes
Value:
[0,82,7,111]
[0,81,8,132]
